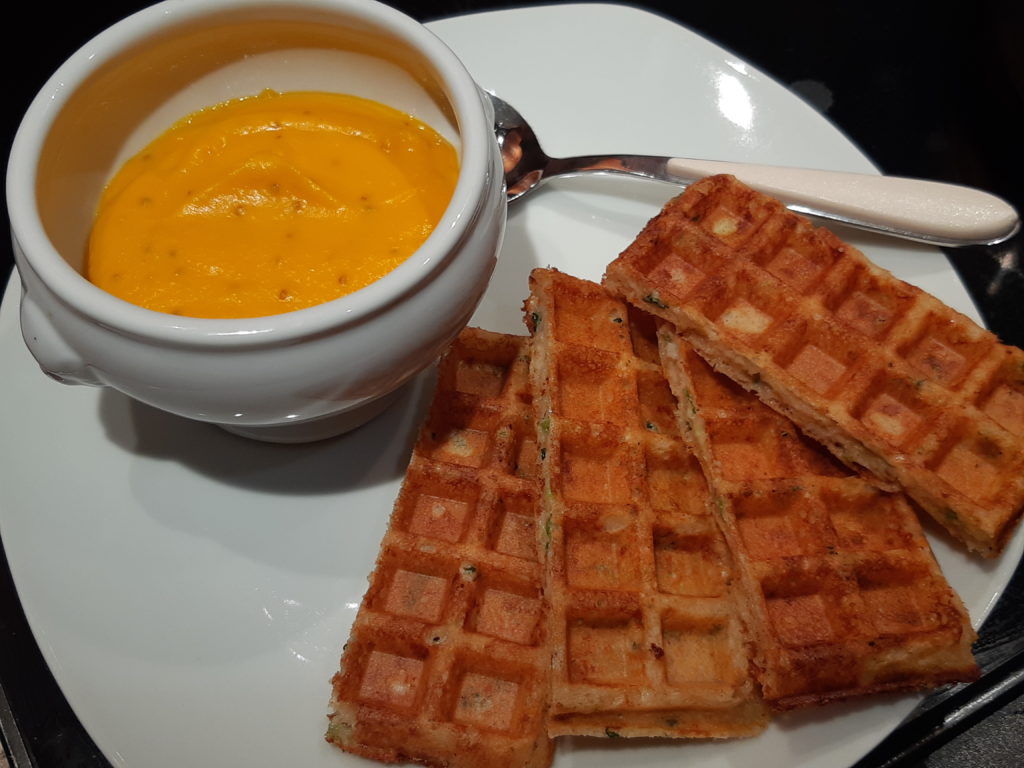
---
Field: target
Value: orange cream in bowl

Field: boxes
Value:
[8,0,506,442]
[87,90,459,319]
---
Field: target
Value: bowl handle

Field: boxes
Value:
[19,284,103,386]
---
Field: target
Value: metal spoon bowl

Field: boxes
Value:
[488,91,1019,248]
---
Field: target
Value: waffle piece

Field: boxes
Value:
[603,174,1024,557]
[658,328,979,709]
[524,268,769,739]
[327,328,553,768]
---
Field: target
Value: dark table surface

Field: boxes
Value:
[2,1,1022,767]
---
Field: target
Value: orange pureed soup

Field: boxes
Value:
[86,90,459,318]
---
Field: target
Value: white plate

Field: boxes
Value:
[1,4,1019,768]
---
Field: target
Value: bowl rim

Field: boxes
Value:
[6,0,497,347]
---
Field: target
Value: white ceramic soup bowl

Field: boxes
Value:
[7,0,505,442]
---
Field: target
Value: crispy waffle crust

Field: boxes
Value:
[658,327,979,709]
[603,174,1024,557]
[326,328,554,768]
[524,268,769,739]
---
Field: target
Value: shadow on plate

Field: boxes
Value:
[532,173,680,229]
[470,199,545,333]
[96,367,438,496]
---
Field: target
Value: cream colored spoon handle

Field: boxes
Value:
[663,158,1019,247]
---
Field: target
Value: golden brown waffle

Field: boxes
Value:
[326,328,553,768]
[658,329,979,709]
[603,174,1024,557]
[524,268,769,739]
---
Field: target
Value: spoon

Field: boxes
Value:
[488,92,1019,247]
